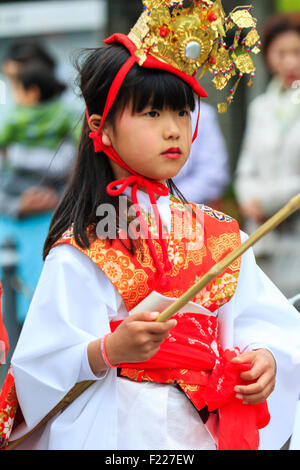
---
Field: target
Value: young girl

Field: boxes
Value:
[2,3,300,451]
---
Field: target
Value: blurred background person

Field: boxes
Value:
[235,12,300,298]
[0,49,79,325]
[173,99,230,207]
[2,39,56,83]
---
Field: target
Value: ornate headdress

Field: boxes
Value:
[106,0,260,113]
[87,0,261,286]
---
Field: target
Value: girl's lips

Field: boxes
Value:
[162,148,182,159]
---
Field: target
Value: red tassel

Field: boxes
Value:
[85,55,174,287]
[89,132,103,153]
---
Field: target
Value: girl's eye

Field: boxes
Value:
[146,111,160,118]
[179,109,189,117]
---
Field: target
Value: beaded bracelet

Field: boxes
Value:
[100,333,118,369]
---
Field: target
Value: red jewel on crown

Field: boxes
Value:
[207,12,218,22]
[160,26,170,38]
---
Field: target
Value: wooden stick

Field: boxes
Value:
[6,192,300,450]
[156,192,300,322]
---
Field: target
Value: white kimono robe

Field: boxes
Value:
[9,192,300,450]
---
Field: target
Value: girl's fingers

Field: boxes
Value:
[127,311,160,322]
[149,332,169,341]
[145,319,177,333]
[231,351,256,364]
[235,372,275,405]
[235,371,273,395]
[127,312,177,329]
[239,360,266,382]
[236,382,275,404]
[233,349,276,382]
[233,350,276,404]
[149,326,174,342]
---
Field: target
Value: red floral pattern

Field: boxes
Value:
[0,367,19,449]
[54,197,241,313]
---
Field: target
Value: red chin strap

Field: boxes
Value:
[88,108,173,286]
[86,38,204,286]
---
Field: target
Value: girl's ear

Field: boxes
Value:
[88,114,113,147]
[88,114,102,132]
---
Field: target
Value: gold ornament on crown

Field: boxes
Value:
[128,0,261,113]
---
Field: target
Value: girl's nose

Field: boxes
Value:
[163,118,180,140]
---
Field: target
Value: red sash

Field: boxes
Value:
[111,313,270,451]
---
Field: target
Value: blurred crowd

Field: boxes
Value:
[0,40,80,323]
[0,10,300,326]
[235,11,300,298]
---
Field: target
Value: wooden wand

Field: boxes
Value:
[6,192,300,450]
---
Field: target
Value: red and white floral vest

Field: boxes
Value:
[54,196,242,313]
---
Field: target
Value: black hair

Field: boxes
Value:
[4,39,56,71]
[43,44,196,260]
[16,62,66,102]
[262,12,300,59]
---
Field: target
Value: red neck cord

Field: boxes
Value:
[87,56,201,285]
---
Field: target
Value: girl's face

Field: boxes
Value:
[102,103,193,184]
[266,30,300,87]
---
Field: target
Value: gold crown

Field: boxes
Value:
[128,0,261,112]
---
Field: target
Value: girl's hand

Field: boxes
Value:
[231,349,276,404]
[105,311,177,366]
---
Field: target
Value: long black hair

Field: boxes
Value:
[43,44,196,260]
